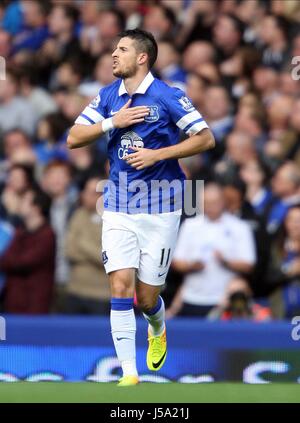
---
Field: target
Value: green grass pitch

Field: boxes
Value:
[0,382,299,403]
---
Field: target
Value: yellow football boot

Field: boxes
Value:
[117,375,139,387]
[146,327,167,371]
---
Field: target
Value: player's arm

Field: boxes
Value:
[125,128,215,170]
[67,122,105,149]
[158,128,215,160]
[214,252,254,274]
[67,99,150,149]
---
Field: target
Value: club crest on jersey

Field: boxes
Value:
[102,251,108,264]
[178,96,195,112]
[89,94,100,109]
[118,131,144,159]
[144,105,159,123]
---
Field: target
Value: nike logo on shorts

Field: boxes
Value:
[158,271,167,277]
[110,110,119,115]
[116,337,130,341]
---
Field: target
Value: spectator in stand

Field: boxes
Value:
[279,69,300,98]
[266,205,300,318]
[78,0,102,54]
[41,160,78,295]
[221,178,271,297]
[240,158,273,217]
[59,92,87,123]
[266,94,294,140]
[34,112,70,167]
[213,14,244,63]
[40,3,83,70]
[266,162,300,235]
[155,41,187,87]
[11,0,50,56]
[235,0,267,45]
[182,41,216,74]
[286,98,300,167]
[176,0,217,48]
[203,85,234,152]
[0,0,23,36]
[257,14,290,70]
[0,68,36,136]
[234,104,267,152]
[208,277,271,321]
[115,0,142,30]
[253,65,279,106]
[167,183,256,318]
[51,57,85,91]
[219,46,261,100]
[68,146,106,190]
[19,65,58,120]
[143,4,176,41]
[0,129,32,183]
[0,186,55,314]
[185,73,206,112]
[291,32,300,61]
[0,163,35,227]
[214,131,257,183]
[263,95,299,170]
[78,52,115,99]
[85,8,125,58]
[0,219,14,310]
[64,177,110,314]
[0,29,12,58]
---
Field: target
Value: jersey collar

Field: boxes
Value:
[118,72,154,96]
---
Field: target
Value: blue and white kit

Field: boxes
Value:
[75,72,209,284]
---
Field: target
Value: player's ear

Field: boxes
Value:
[137,52,148,66]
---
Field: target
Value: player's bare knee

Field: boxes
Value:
[111,283,130,298]
[136,295,157,313]
[109,270,134,298]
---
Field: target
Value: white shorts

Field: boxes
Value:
[101,210,181,286]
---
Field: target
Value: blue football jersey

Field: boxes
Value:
[75,72,209,214]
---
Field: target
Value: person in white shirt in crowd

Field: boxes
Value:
[166,182,256,318]
[0,68,36,136]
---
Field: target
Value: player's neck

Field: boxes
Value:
[123,70,149,97]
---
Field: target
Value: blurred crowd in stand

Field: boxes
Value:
[0,0,300,320]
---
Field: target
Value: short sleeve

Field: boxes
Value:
[74,88,107,125]
[167,88,209,135]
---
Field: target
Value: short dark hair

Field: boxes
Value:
[118,28,158,69]
[56,4,80,25]
[10,163,35,188]
[31,187,52,219]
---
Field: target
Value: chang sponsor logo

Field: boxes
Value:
[118,131,144,159]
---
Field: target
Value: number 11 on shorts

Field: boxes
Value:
[159,248,171,268]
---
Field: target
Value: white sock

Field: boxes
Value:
[110,298,138,377]
[143,296,165,336]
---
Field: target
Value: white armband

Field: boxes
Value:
[101,117,115,133]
